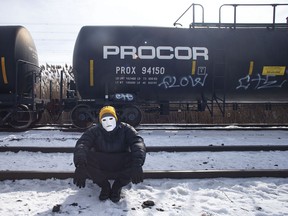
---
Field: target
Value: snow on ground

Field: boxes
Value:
[1,128,288,147]
[0,151,287,171]
[1,178,288,216]
[0,128,288,215]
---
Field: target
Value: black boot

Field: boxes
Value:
[110,180,122,203]
[99,181,111,201]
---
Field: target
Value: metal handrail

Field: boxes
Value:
[173,3,204,27]
[219,3,288,29]
[173,3,288,29]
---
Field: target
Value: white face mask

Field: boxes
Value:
[101,116,116,132]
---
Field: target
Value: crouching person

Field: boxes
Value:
[73,106,146,202]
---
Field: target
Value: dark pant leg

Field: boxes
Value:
[86,152,109,187]
[86,151,132,187]
[114,167,132,187]
[86,165,109,187]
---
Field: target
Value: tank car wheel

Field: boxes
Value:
[70,104,94,129]
[121,106,142,127]
[9,105,33,129]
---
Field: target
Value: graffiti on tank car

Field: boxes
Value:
[236,74,287,90]
[115,93,134,101]
[158,74,208,89]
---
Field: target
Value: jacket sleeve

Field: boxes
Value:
[73,126,97,166]
[124,124,146,167]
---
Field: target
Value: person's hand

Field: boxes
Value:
[73,165,87,188]
[131,166,143,184]
[74,149,87,167]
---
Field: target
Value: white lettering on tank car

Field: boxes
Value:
[103,46,209,60]
[115,66,136,74]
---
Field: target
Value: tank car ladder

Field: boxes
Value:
[207,50,226,117]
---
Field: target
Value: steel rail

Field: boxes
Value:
[136,125,288,131]
[1,169,287,181]
[1,145,288,153]
[1,124,288,132]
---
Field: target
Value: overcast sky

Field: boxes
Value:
[1,0,288,65]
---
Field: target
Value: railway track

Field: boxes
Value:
[137,124,288,131]
[1,126,287,181]
[1,145,288,180]
[1,169,288,181]
[1,123,288,132]
[1,145,288,153]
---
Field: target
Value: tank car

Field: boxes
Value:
[0,26,45,129]
[70,4,288,128]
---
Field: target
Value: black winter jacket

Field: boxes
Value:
[74,122,146,168]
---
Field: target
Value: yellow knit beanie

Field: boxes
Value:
[99,106,118,120]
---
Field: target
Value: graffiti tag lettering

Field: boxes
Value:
[236,73,287,90]
[158,74,208,89]
[115,93,134,101]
